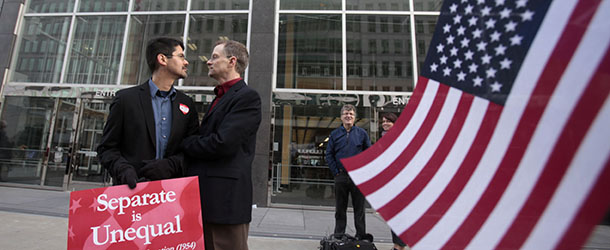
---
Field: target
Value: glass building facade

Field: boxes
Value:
[0,0,441,207]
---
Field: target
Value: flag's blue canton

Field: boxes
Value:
[421,0,550,106]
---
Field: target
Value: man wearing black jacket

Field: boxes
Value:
[181,40,261,250]
[97,37,199,189]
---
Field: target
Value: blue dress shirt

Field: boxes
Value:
[148,80,176,159]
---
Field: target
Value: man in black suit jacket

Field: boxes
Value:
[181,40,261,250]
[97,37,199,189]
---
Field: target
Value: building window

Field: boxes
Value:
[11,17,71,83]
[277,14,342,90]
[280,0,341,10]
[65,16,126,84]
[133,0,186,11]
[346,15,413,91]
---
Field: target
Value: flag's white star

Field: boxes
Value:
[461,0,468,3]
[430,63,438,72]
[450,3,458,13]
[474,76,483,86]
[521,10,534,21]
[447,35,455,44]
[495,0,505,6]
[460,38,470,48]
[454,14,462,24]
[485,18,496,29]
[477,41,487,51]
[505,21,517,32]
[468,16,479,26]
[465,5,474,14]
[477,0,486,5]
[473,28,483,38]
[437,43,445,53]
[469,63,479,73]
[500,8,511,19]
[440,55,448,64]
[516,0,528,8]
[500,58,512,69]
[454,59,463,69]
[457,26,466,36]
[482,6,492,16]
[490,81,503,92]
[490,31,501,42]
[450,47,459,56]
[443,23,451,33]
[464,50,474,60]
[457,71,466,81]
[495,44,507,55]
[510,34,523,46]
[486,67,497,78]
[482,54,492,64]
[443,67,452,76]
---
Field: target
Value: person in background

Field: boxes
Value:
[181,40,261,250]
[97,37,199,189]
[325,104,371,240]
[380,112,407,250]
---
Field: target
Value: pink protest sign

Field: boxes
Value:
[68,176,204,250]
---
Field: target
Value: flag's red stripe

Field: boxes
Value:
[342,77,429,171]
[401,102,502,246]
[376,93,474,219]
[555,159,610,250]
[356,84,450,195]
[497,38,610,249]
[442,0,596,247]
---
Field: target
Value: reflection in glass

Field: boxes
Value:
[346,15,413,92]
[413,0,443,11]
[414,15,438,76]
[121,15,185,85]
[79,0,128,12]
[0,97,54,185]
[277,15,342,90]
[25,0,74,13]
[133,0,186,11]
[191,0,249,10]
[184,15,248,86]
[346,0,409,11]
[72,101,111,183]
[280,0,341,10]
[271,101,370,206]
[11,17,71,83]
[65,16,125,84]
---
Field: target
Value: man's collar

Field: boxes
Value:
[148,79,176,98]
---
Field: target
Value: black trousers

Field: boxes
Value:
[334,171,366,238]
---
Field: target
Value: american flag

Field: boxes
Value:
[341,0,610,249]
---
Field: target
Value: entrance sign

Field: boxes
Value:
[68,176,204,250]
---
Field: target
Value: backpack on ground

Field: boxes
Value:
[319,233,377,250]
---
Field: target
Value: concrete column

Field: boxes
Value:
[248,0,275,207]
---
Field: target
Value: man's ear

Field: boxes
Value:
[157,53,168,67]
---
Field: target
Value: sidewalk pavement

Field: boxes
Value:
[0,185,609,249]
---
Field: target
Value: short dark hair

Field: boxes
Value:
[215,40,249,75]
[381,113,397,123]
[146,37,185,73]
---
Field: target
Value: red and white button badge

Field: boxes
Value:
[179,103,190,115]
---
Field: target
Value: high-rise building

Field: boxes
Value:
[0,0,441,208]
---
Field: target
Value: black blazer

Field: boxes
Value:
[97,82,199,180]
[181,79,262,224]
